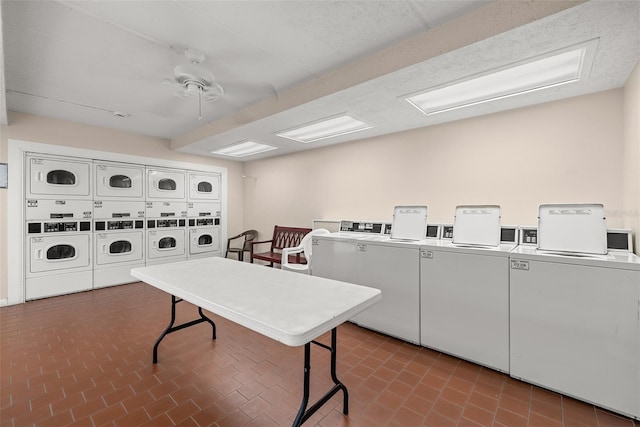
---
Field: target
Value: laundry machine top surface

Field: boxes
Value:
[510,245,640,270]
[421,241,517,257]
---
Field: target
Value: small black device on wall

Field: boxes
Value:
[0,163,7,188]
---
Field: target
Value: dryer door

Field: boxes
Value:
[95,163,144,199]
[95,231,144,266]
[147,229,186,259]
[27,234,91,274]
[188,173,220,201]
[27,156,91,199]
[189,227,221,255]
[146,168,186,200]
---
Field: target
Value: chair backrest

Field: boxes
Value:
[272,226,312,250]
[242,230,258,251]
[302,229,331,261]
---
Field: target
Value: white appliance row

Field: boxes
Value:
[24,153,223,300]
[311,221,640,420]
[25,154,221,202]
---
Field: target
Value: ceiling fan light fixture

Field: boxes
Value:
[185,81,201,94]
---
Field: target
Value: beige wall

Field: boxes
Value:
[1,81,637,302]
[622,62,640,254]
[0,112,245,301]
[243,89,627,246]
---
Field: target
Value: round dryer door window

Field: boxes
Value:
[198,234,213,246]
[47,244,76,260]
[47,170,76,185]
[109,175,132,188]
[197,181,213,193]
[159,237,177,249]
[110,240,132,254]
[158,179,177,191]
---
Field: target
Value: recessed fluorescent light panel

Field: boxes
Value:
[276,114,372,143]
[405,40,597,116]
[211,141,277,158]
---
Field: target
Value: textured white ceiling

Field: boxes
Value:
[1,1,639,161]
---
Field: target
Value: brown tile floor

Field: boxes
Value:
[1,282,638,427]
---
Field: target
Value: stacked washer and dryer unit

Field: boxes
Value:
[186,172,222,259]
[25,155,94,300]
[93,162,146,288]
[24,153,223,300]
[145,167,188,266]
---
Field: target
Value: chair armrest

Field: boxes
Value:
[250,240,274,255]
[228,232,245,241]
[281,245,304,268]
[226,232,245,251]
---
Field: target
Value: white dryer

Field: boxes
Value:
[146,167,186,201]
[93,201,146,288]
[146,222,186,265]
[25,219,93,300]
[26,154,92,200]
[188,172,221,201]
[188,218,221,259]
[187,202,221,259]
[145,200,187,265]
[94,161,144,200]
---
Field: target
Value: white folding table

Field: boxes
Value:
[131,257,381,426]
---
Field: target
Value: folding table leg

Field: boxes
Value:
[152,295,217,363]
[292,328,348,426]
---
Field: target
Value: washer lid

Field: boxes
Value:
[452,205,501,247]
[537,203,607,255]
[391,206,428,241]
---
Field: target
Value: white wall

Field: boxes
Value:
[0,112,245,302]
[243,89,629,249]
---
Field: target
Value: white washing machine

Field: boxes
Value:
[311,220,392,285]
[509,204,640,419]
[25,219,93,300]
[146,167,186,201]
[26,154,92,200]
[313,220,421,344]
[510,246,640,419]
[188,172,221,201]
[94,161,144,200]
[93,201,146,288]
[419,206,516,372]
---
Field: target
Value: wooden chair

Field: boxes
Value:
[250,225,312,267]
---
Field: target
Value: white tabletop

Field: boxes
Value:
[131,257,381,346]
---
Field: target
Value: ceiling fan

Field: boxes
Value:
[164,48,224,119]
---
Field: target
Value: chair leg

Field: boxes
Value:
[238,252,244,262]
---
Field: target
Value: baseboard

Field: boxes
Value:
[0,299,8,307]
